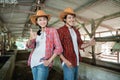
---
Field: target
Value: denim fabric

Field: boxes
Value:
[63,64,78,80]
[31,64,49,80]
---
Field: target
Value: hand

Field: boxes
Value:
[64,60,72,68]
[43,60,51,66]
[89,36,96,46]
[29,28,37,40]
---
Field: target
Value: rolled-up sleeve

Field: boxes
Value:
[53,29,63,55]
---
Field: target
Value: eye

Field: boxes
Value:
[37,18,42,21]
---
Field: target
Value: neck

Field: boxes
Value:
[66,23,72,28]
[41,27,46,32]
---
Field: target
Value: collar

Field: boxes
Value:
[64,25,74,29]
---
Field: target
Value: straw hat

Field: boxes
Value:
[60,7,76,21]
[30,10,51,25]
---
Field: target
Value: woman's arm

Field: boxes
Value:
[44,53,58,66]
[53,28,63,55]
[44,28,63,66]
[26,28,37,49]
[26,39,36,49]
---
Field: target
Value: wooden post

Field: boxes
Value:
[91,19,96,65]
[90,17,105,65]
[3,34,6,55]
[77,18,105,65]
[117,51,119,63]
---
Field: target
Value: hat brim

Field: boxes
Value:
[30,15,51,25]
[60,12,76,21]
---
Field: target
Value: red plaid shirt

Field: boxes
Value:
[26,27,63,66]
[57,25,83,67]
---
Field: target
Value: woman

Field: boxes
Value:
[26,10,63,80]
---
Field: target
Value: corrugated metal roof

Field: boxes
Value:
[0,0,120,39]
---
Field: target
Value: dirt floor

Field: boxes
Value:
[12,60,63,80]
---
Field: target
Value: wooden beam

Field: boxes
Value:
[76,16,90,23]
[61,0,80,5]
[76,19,91,37]
[0,18,10,33]
[95,35,120,42]
[45,5,61,12]
[82,29,120,36]
[44,5,61,18]
[77,15,117,31]
[49,20,59,26]
[75,0,105,13]
[42,6,61,26]
[91,17,105,36]
[0,7,35,14]
[4,22,25,24]
[22,0,38,37]
[43,3,118,32]
[100,24,117,31]
[95,12,120,22]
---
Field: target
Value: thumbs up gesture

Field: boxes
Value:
[29,28,37,40]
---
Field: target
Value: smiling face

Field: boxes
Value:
[37,16,48,28]
[64,14,75,27]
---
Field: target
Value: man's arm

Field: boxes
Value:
[59,54,72,68]
[81,37,96,48]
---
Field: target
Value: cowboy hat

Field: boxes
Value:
[30,10,51,25]
[60,7,76,21]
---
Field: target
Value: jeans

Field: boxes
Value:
[31,64,49,80]
[63,64,78,80]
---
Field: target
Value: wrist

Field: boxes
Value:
[64,59,68,64]
[48,58,52,63]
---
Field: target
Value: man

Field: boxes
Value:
[57,7,95,80]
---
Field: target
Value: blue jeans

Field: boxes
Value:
[31,64,49,80]
[63,64,78,80]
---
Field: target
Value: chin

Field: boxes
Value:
[70,24,74,26]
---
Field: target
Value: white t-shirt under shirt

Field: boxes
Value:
[30,32,46,68]
[69,28,79,66]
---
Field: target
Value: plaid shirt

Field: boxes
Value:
[26,27,63,66]
[57,25,83,67]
